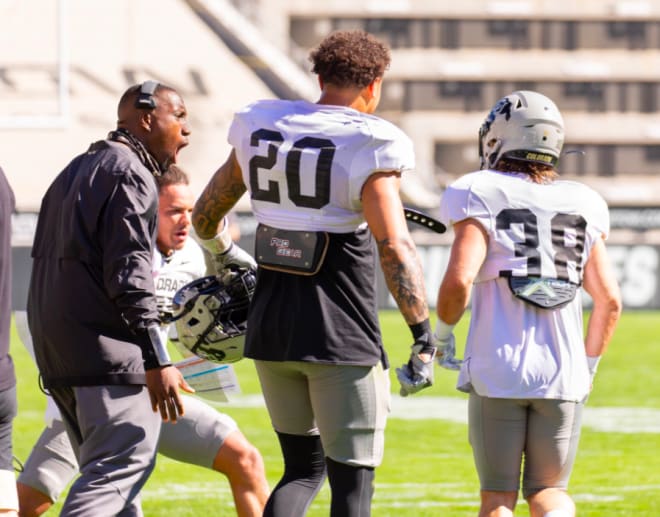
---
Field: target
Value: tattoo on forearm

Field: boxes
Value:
[193,162,246,239]
[377,237,429,324]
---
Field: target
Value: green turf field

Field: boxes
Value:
[11,310,660,516]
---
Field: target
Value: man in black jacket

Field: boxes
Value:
[0,166,17,516]
[27,82,192,516]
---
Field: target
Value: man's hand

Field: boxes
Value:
[396,338,436,397]
[433,319,462,371]
[196,216,257,273]
[145,366,194,423]
[435,332,462,371]
[208,242,256,273]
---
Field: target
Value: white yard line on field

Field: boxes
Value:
[388,396,660,433]
[218,394,660,433]
[142,480,647,507]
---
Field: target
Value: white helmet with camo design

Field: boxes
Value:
[479,90,564,170]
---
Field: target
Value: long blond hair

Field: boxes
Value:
[494,157,558,184]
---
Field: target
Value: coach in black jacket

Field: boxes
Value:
[27,82,192,516]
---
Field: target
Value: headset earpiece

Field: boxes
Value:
[135,80,159,110]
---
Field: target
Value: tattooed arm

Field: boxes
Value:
[192,149,247,239]
[362,172,429,326]
[191,150,256,272]
[363,172,436,396]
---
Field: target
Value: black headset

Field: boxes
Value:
[135,80,159,110]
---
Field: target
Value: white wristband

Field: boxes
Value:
[196,216,232,255]
[587,355,601,376]
[147,325,172,367]
[434,319,456,341]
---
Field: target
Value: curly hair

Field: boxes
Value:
[494,157,558,184]
[309,30,391,89]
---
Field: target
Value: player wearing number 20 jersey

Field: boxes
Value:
[441,169,608,401]
[192,30,433,517]
[229,98,414,233]
[229,98,415,366]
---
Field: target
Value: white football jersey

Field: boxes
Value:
[153,238,207,315]
[440,170,609,401]
[228,99,415,232]
[152,237,207,346]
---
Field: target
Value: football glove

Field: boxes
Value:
[196,216,257,273]
[433,319,462,371]
[208,242,257,273]
[435,333,462,370]
[396,331,436,397]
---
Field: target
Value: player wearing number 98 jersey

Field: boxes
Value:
[435,90,621,517]
[441,169,609,400]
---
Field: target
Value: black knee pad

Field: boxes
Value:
[326,457,375,517]
[278,432,326,480]
[263,433,327,517]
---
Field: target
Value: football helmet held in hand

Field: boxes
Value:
[170,267,256,363]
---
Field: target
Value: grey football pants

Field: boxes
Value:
[50,384,161,517]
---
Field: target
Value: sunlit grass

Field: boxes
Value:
[12,310,659,515]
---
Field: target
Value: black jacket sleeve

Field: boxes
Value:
[98,164,161,354]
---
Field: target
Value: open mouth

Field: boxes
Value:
[171,141,189,164]
[178,140,189,156]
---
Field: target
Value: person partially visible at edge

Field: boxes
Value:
[434,90,622,517]
[190,29,436,517]
[0,166,18,516]
[26,82,194,516]
[16,164,269,517]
